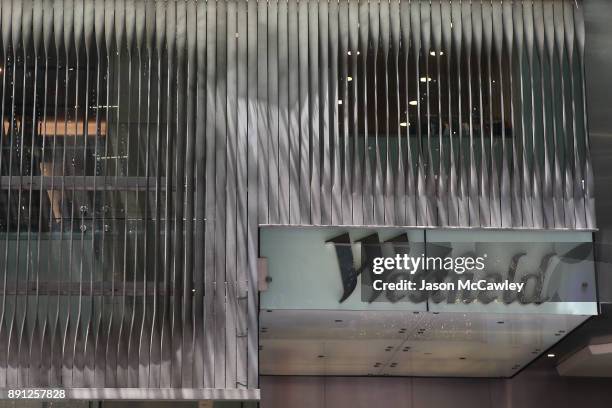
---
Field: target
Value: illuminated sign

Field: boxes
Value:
[327,233,594,305]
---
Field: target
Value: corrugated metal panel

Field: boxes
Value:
[0,0,259,393]
[0,0,594,394]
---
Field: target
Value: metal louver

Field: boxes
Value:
[0,0,594,396]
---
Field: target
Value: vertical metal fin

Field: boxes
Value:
[329,0,342,223]
[359,0,372,224]
[504,0,521,227]
[441,0,455,226]
[524,0,544,228]
[483,0,497,228]
[432,0,445,226]
[339,0,352,224]
[474,0,489,227]
[319,0,331,224]
[452,0,468,227]
[515,0,533,228]
[411,0,426,226]
[298,0,311,225]
[349,0,361,225]
[400,0,415,226]
[565,0,585,229]
[246,0,259,388]
[574,0,595,229]
[555,0,574,228]
[203,0,217,389]
[287,0,300,224]
[544,0,563,228]
[534,0,554,228]
[462,0,479,226]
[421,0,435,226]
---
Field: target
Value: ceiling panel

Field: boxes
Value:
[260,310,589,378]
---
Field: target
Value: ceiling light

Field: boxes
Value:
[347,76,353,82]
[547,353,556,358]
[400,122,408,127]
[430,51,444,56]
[348,51,352,55]
[409,100,418,106]
[338,100,343,105]
[420,77,432,82]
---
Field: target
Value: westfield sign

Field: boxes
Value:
[326,233,593,305]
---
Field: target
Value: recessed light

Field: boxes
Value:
[547,353,555,358]
[348,51,352,55]
[347,76,353,82]
[338,100,343,105]
[409,100,418,106]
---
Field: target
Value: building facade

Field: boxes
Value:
[0,0,603,404]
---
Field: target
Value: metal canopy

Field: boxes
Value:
[260,309,589,378]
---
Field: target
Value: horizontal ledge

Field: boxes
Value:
[0,281,242,296]
[260,224,598,232]
[0,176,171,191]
[0,388,260,401]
